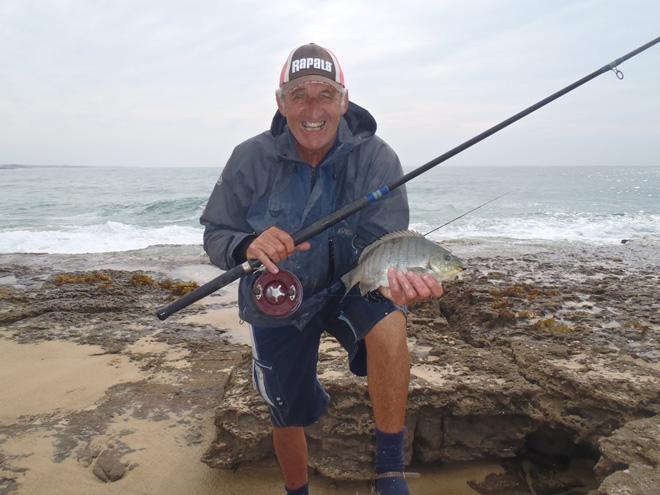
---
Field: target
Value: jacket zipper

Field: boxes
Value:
[327,239,335,285]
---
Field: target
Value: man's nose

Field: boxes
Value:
[305,97,324,116]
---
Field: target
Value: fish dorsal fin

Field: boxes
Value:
[358,230,425,263]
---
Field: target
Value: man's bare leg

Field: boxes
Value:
[273,426,308,490]
[365,311,410,431]
[365,310,410,494]
[272,312,408,493]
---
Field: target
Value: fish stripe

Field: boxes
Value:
[343,230,465,295]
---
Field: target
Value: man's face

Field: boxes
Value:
[277,81,348,165]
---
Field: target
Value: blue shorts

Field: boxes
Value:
[249,287,404,427]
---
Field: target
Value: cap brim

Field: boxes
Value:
[280,75,344,94]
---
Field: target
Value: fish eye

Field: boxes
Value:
[444,254,452,261]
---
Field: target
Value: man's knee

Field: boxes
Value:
[370,310,406,336]
[273,426,305,442]
[366,310,408,354]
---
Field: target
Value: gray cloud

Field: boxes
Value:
[0,0,658,167]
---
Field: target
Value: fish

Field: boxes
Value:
[340,230,465,295]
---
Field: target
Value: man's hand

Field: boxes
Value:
[378,268,444,306]
[246,226,311,274]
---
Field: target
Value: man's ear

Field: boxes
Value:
[341,89,349,115]
[276,90,286,116]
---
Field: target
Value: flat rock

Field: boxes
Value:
[92,449,126,483]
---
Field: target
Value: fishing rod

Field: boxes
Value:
[156,36,659,321]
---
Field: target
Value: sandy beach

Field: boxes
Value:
[1,239,658,494]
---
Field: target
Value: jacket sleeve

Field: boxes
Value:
[353,141,409,253]
[200,146,256,270]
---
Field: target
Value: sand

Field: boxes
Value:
[0,332,497,495]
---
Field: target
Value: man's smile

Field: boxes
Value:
[301,120,326,131]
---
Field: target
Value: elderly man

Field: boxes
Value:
[201,43,443,495]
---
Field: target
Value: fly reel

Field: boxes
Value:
[251,270,303,318]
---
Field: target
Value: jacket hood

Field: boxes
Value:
[270,101,377,142]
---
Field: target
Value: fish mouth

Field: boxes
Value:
[443,267,465,280]
[301,120,326,132]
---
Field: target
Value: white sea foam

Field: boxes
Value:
[3,214,657,255]
[0,221,203,254]
[415,212,660,244]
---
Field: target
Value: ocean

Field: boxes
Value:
[0,165,658,254]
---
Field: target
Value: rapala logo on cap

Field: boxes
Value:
[291,57,332,74]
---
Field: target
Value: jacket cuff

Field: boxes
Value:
[231,233,257,265]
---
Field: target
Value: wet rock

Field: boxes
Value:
[92,449,126,482]
[525,462,587,494]
[467,470,530,495]
[596,463,660,495]
[594,416,660,493]
[76,439,105,468]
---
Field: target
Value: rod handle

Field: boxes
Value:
[155,260,258,320]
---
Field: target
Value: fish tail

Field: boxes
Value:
[340,269,357,294]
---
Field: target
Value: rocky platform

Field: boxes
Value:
[0,240,658,494]
[202,241,659,494]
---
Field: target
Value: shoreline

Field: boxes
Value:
[1,239,658,494]
[1,234,658,276]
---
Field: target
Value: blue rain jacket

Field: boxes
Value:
[200,101,409,329]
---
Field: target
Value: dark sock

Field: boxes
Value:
[374,429,409,495]
[285,482,309,495]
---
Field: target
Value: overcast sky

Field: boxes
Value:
[1,0,658,169]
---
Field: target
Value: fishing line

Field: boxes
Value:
[423,193,509,237]
[157,36,659,320]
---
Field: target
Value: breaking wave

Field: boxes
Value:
[0,222,203,254]
[415,212,660,244]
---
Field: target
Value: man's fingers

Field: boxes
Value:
[255,232,290,261]
[387,268,401,295]
[382,270,445,306]
[270,229,296,255]
[246,228,311,275]
[385,269,409,306]
[423,275,444,298]
[382,269,401,305]
[295,241,311,252]
[396,271,416,300]
[256,252,279,274]
[406,272,431,299]
[261,239,288,263]
[246,240,284,273]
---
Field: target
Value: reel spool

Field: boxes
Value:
[251,270,303,318]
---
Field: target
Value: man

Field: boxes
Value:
[201,43,443,495]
